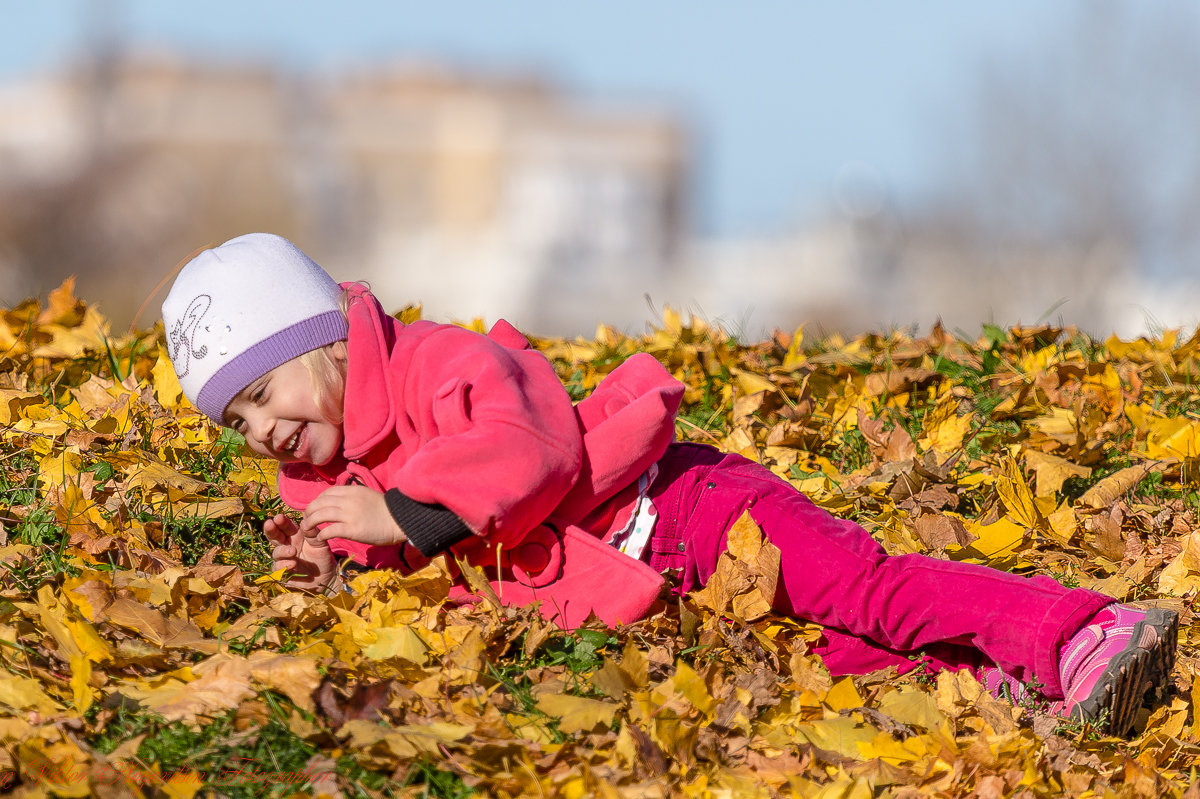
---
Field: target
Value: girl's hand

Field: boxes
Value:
[298,485,408,547]
[264,512,338,591]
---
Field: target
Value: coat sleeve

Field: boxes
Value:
[383,325,583,548]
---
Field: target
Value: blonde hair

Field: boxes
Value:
[301,288,355,423]
[297,343,348,425]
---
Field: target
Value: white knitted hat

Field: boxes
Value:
[160,233,349,422]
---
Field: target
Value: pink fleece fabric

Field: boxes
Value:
[277,284,681,626]
[643,443,1113,697]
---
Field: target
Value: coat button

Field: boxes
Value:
[676,541,686,552]
[706,481,716,489]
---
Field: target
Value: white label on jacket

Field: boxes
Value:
[608,463,660,561]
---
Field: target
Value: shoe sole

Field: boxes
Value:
[1144,607,1180,707]
[1070,607,1179,737]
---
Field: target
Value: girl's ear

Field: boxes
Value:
[327,340,349,363]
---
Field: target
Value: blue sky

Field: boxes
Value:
[0,2,1153,236]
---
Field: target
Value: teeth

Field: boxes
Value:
[284,431,300,451]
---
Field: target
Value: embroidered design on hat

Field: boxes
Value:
[168,295,212,377]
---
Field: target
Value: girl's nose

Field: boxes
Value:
[248,413,274,445]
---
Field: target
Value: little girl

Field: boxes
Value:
[162,233,1177,737]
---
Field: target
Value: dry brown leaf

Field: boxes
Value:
[690,512,780,621]
[1077,461,1164,508]
[3,288,1200,795]
[103,597,219,654]
[913,512,976,551]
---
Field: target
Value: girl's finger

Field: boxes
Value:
[299,505,341,534]
[303,535,333,551]
[273,544,297,560]
[265,514,298,543]
[314,524,347,543]
[302,523,331,542]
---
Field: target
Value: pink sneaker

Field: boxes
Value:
[979,666,1064,716]
[979,666,1022,702]
[1057,604,1179,736]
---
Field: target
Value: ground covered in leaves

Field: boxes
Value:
[0,280,1199,797]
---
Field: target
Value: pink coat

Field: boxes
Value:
[278,284,683,627]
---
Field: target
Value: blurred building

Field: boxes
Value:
[682,219,1152,341]
[0,54,687,332]
[0,54,1187,340]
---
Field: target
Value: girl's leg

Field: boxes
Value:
[648,444,1109,698]
[814,627,988,678]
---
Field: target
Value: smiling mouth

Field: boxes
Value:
[282,426,303,454]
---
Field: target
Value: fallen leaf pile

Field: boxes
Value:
[0,284,1198,797]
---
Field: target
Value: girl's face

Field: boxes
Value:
[223,343,347,466]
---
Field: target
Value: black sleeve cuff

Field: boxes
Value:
[384,488,474,557]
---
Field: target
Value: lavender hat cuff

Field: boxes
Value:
[196,310,348,422]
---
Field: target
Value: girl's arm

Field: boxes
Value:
[383,326,584,554]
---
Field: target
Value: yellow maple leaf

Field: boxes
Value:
[152,343,186,410]
[361,626,430,665]
[670,661,716,716]
[731,367,776,397]
[0,388,46,426]
[162,771,205,799]
[952,517,1028,564]
[34,586,113,671]
[0,673,62,715]
[36,449,83,492]
[824,676,865,712]
[875,684,953,739]
[918,396,973,456]
[1145,415,1200,459]
[534,692,618,733]
[167,496,247,519]
[226,457,278,489]
[33,305,110,359]
[1045,500,1077,546]
[994,454,1045,530]
[690,512,780,621]
[69,653,94,714]
[15,738,92,798]
[1158,530,1200,597]
[1023,449,1091,497]
[793,716,877,761]
[339,719,473,762]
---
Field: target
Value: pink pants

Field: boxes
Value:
[645,443,1112,698]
